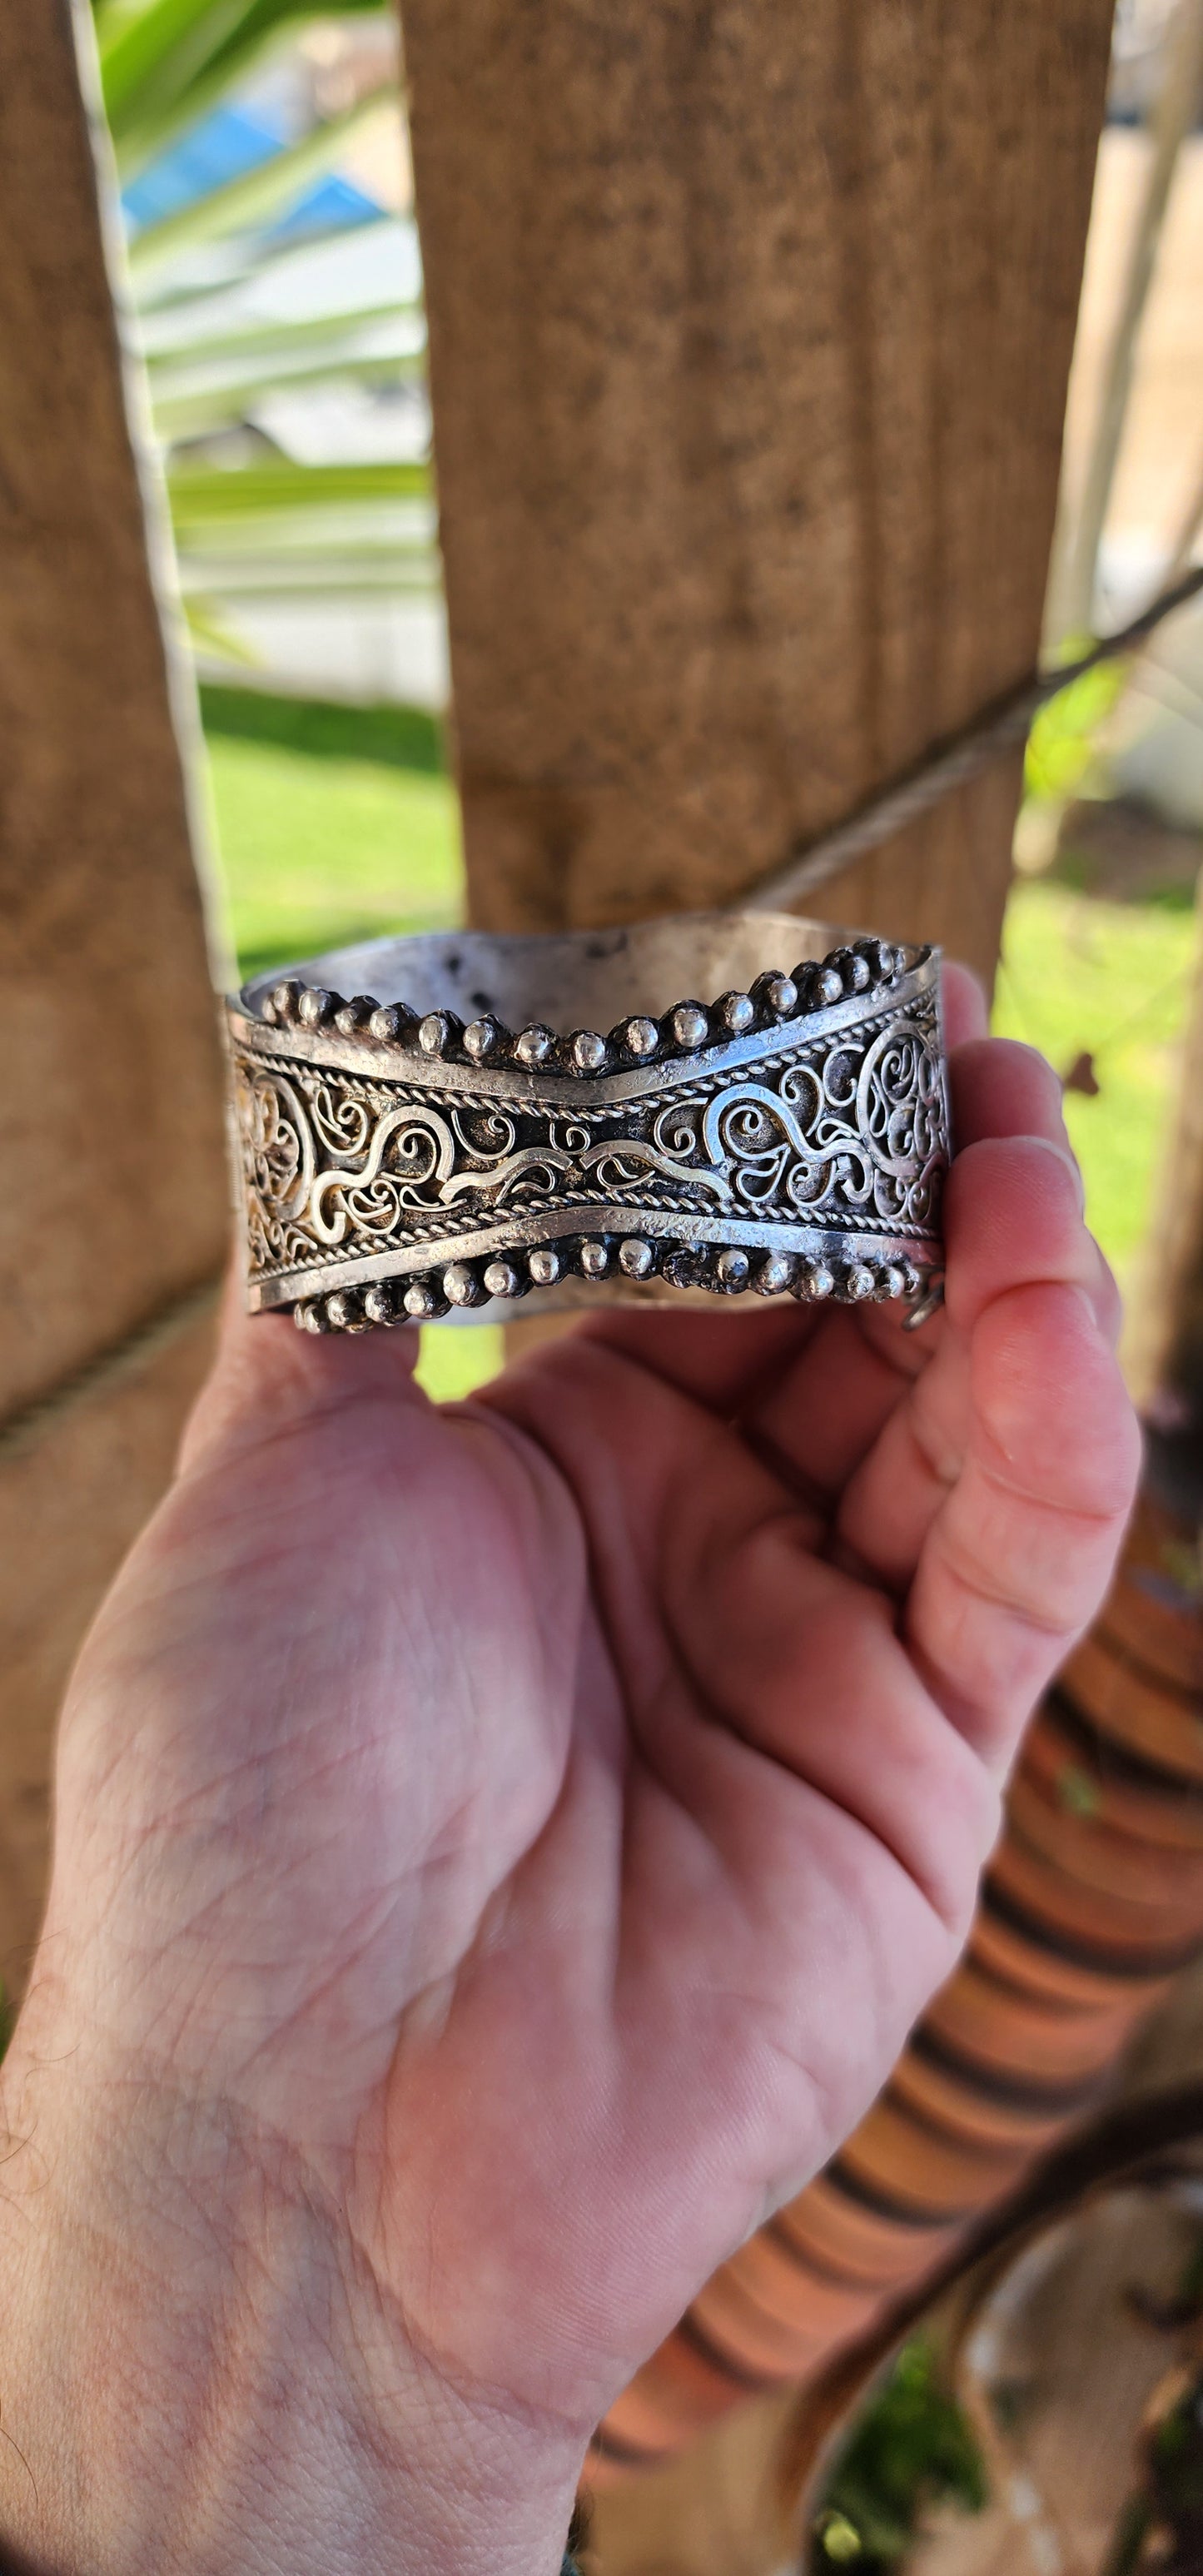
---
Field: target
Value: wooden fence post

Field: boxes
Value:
[402,0,1115,984]
[0,2,228,1985]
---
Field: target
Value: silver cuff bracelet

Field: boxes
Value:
[225,912,950,1331]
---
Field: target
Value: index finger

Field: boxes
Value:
[903,1139,1141,1773]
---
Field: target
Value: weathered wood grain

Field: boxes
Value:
[0,1,227,1424]
[402,0,1114,978]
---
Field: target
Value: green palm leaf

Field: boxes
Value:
[96,0,385,163]
[127,86,394,276]
[96,0,437,674]
[167,460,430,521]
[149,328,425,441]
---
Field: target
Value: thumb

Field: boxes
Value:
[176,1262,424,1480]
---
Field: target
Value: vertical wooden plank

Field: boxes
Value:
[402,0,1113,979]
[0,2,227,1980]
[0,0,227,1423]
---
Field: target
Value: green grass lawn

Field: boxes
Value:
[206,730,465,979]
[201,694,1199,1382]
[994,879,1196,1300]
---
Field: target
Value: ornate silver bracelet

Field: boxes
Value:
[225,912,950,1331]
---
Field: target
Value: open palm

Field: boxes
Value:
[4,985,1137,2560]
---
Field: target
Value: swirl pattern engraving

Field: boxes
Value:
[231,997,947,1288]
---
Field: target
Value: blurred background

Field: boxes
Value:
[92,0,1203,1410]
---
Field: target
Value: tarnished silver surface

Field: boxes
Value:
[225,913,951,1330]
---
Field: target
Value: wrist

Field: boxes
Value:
[0,2041,583,2576]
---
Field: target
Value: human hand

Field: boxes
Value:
[0,973,1138,2574]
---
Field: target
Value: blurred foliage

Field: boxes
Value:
[1101,2225,1203,2576]
[412,1320,505,1405]
[811,2340,987,2571]
[994,878,1196,1290]
[90,0,436,650]
[1137,2369,1203,2571]
[170,460,427,523]
[93,0,385,168]
[166,458,435,637]
[124,93,400,279]
[1024,650,1128,808]
[200,679,443,768]
[1105,2342,1203,2571]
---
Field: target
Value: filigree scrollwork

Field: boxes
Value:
[857,1021,946,1226]
[575,1136,730,1199]
[309,1104,456,1242]
[230,992,947,1288]
[689,1012,943,1225]
[308,1081,373,1164]
[233,1062,316,1271]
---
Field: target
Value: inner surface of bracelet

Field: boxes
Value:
[241,913,882,1032]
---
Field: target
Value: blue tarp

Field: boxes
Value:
[122,103,380,242]
[122,104,282,232]
[269,172,380,241]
